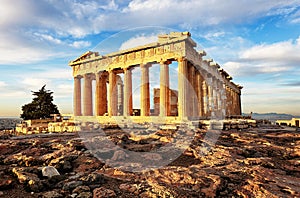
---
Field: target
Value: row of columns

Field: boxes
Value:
[177,58,227,118]
[73,58,241,118]
[226,86,242,116]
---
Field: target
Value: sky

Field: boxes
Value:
[0,0,300,117]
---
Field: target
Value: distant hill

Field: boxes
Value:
[243,113,297,121]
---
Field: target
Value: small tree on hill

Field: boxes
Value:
[20,85,60,120]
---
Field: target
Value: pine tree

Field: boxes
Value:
[20,85,60,120]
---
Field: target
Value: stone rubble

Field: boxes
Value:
[0,125,299,197]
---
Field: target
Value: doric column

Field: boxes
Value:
[207,76,213,117]
[234,91,239,115]
[220,83,226,118]
[117,78,124,115]
[140,63,150,116]
[226,86,231,116]
[238,92,242,115]
[231,89,235,115]
[216,81,222,117]
[95,73,101,116]
[123,67,133,116]
[202,80,208,116]
[159,61,170,116]
[83,74,93,116]
[95,72,107,116]
[73,76,82,116]
[196,71,203,117]
[108,69,117,116]
[188,64,197,117]
[212,79,218,118]
[178,57,188,118]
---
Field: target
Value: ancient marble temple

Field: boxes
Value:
[69,32,242,123]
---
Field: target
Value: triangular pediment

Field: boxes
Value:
[71,51,99,64]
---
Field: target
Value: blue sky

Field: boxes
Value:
[0,0,300,116]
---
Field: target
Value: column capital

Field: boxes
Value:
[124,66,133,72]
[108,68,115,73]
[160,59,172,65]
[140,63,151,68]
[84,73,95,80]
[177,57,187,62]
[75,75,83,79]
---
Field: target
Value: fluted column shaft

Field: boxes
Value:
[178,58,188,118]
[238,93,242,115]
[140,63,150,116]
[74,76,82,116]
[226,86,231,116]
[202,81,208,116]
[83,74,93,116]
[159,61,170,116]
[188,65,197,117]
[123,68,133,116]
[108,70,117,116]
[196,71,203,117]
[207,77,213,117]
[231,89,235,115]
[95,72,107,116]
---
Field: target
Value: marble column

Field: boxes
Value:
[189,65,197,117]
[123,67,133,116]
[140,63,150,116]
[159,61,170,116]
[196,71,203,117]
[234,91,239,115]
[216,81,222,116]
[207,77,214,117]
[232,91,236,115]
[212,79,218,118]
[178,57,188,118]
[226,86,231,116]
[238,92,242,115]
[108,69,117,116]
[73,76,82,116]
[95,72,107,116]
[202,80,208,116]
[117,79,124,115]
[83,74,93,116]
[220,83,226,118]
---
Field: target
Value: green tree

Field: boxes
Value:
[20,85,60,120]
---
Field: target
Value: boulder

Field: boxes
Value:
[42,166,60,178]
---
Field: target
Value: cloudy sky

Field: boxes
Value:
[1,0,300,116]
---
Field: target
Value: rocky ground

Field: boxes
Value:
[0,124,299,198]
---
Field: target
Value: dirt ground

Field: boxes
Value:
[0,125,299,198]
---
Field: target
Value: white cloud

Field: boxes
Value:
[240,38,300,62]
[70,41,91,49]
[0,91,28,98]
[0,81,7,87]
[222,36,300,77]
[0,0,298,64]
[2,0,298,39]
[122,0,299,27]
[21,78,50,90]
[119,34,157,50]
[34,33,62,44]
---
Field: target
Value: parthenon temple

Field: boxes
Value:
[69,32,242,124]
